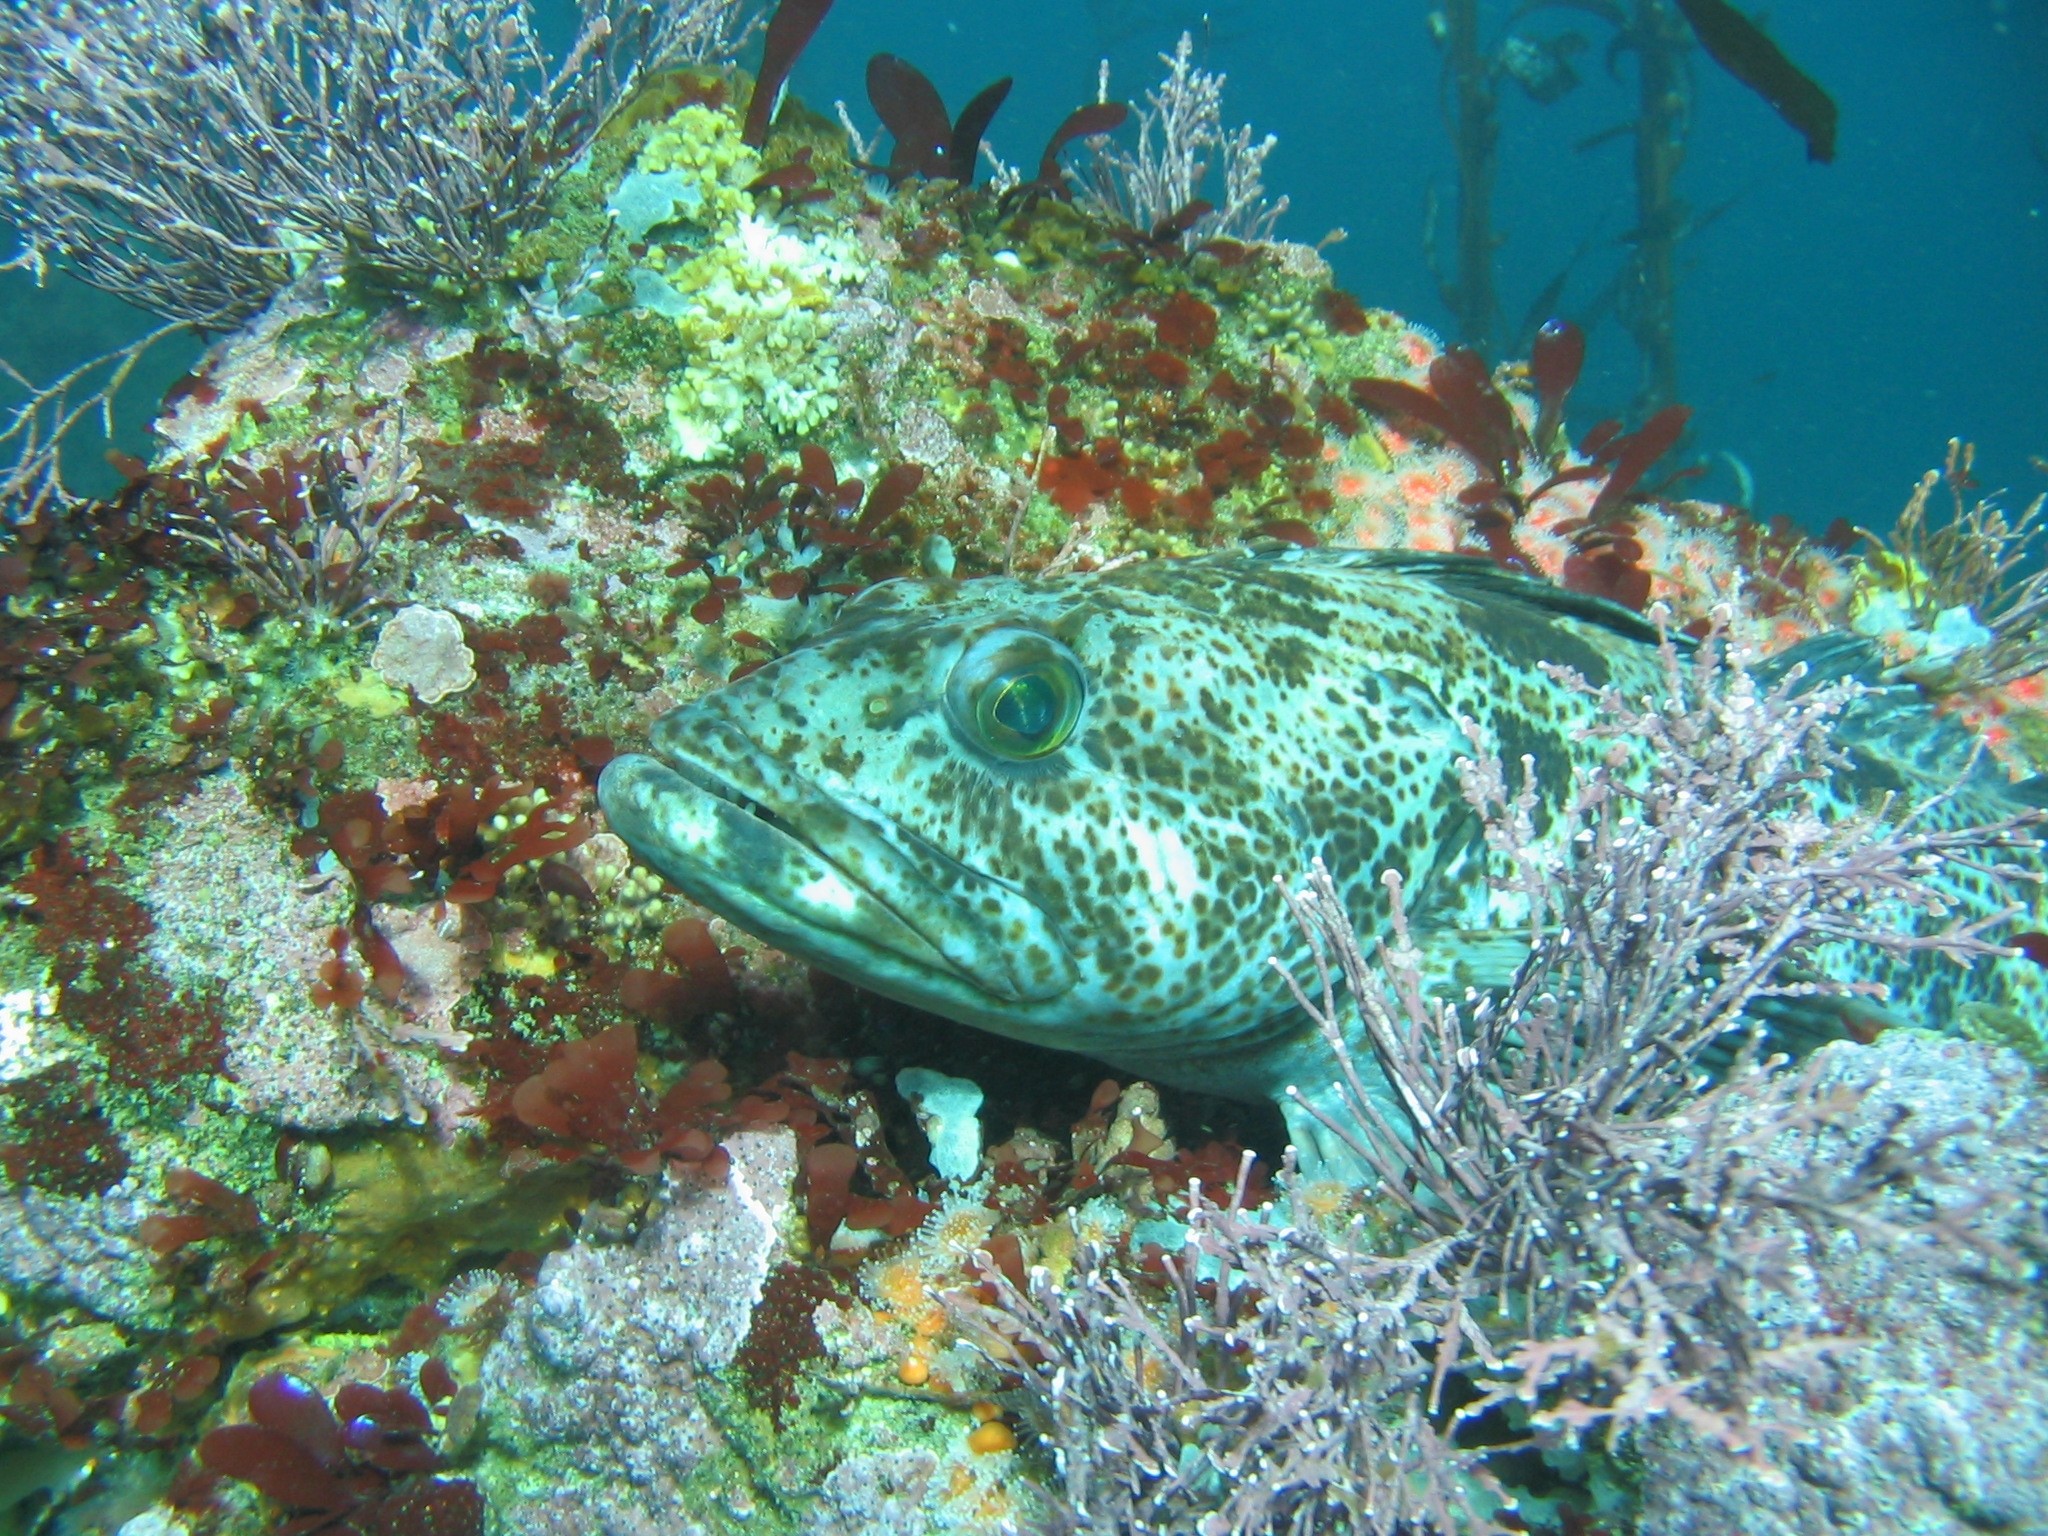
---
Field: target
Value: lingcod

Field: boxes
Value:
[597,545,2042,1158]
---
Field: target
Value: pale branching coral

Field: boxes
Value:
[1436,614,2039,1084]
[0,0,758,305]
[0,0,757,510]
[954,1157,1501,1536]
[1075,32,1288,246]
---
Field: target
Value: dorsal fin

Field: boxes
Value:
[1235,544,2041,808]
[1238,542,1680,649]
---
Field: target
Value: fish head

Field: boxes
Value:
[598,556,1460,1094]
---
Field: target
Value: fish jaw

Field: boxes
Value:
[597,727,1080,1020]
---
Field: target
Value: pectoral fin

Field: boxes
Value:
[1416,926,1538,992]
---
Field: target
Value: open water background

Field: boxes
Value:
[5,0,2044,531]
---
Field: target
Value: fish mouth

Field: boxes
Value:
[597,716,1077,1010]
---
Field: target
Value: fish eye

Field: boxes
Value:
[945,629,1085,761]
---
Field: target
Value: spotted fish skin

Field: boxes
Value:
[597,545,2040,1139]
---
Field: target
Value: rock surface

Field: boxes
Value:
[1637,1031,2048,1536]
[477,1129,799,1533]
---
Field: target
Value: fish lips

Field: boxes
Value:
[597,717,1078,1010]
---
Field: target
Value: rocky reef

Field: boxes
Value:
[0,2,2044,1533]
[1632,1032,2048,1536]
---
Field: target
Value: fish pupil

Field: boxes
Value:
[993,672,1058,740]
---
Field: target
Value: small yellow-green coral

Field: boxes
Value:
[634,104,761,227]
[616,103,869,463]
